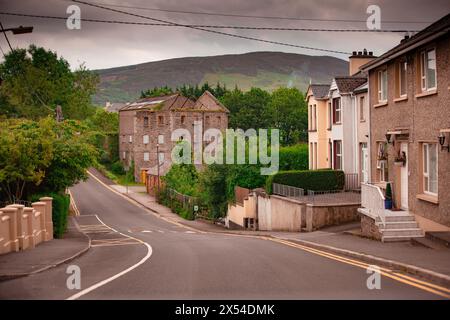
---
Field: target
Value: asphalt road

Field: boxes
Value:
[0,175,446,300]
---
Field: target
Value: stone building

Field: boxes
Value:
[118,91,229,185]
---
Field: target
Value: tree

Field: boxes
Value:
[0,45,98,120]
[268,87,308,145]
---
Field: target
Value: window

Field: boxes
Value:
[143,135,149,144]
[158,116,164,125]
[217,116,221,122]
[122,151,126,160]
[309,105,317,130]
[333,140,342,170]
[422,143,438,195]
[332,98,341,124]
[313,104,317,130]
[143,152,149,161]
[181,115,185,124]
[328,140,332,168]
[308,105,312,130]
[309,142,313,169]
[205,115,210,125]
[128,135,133,143]
[327,102,332,130]
[420,49,436,91]
[398,61,407,97]
[359,96,365,121]
[143,116,149,127]
[314,142,318,169]
[158,134,164,144]
[158,152,164,165]
[376,142,388,182]
[378,69,387,102]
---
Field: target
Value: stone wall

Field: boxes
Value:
[305,204,360,232]
[360,214,382,240]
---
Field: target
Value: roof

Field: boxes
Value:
[119,94,194,112]
[353,82,368,94]
[361,13,450,71]
[333,76,367,94]
[104,102,127,113]
[309,84,330,99]
[192,90,230,113]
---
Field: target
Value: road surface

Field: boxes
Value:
[0,174,447,300]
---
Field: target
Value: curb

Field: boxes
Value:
[94,169,450,289]
[277,238,450,288]
[0,217,91,281]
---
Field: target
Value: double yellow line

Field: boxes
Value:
[269,238,450,299]
[83,169,449,299]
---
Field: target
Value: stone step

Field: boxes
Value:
[383,215,416,222]
[376,221,419,229]
[380,228,424,237]
[382,234,424,242]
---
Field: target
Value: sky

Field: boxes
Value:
[0,0,449,70]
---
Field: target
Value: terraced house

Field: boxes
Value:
[307,50,374,186]
[119,91,229,186]
[359,14,450,241]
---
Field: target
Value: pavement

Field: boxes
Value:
[0,169,448,299]
[0,217,90,281]
[90,168,450,283]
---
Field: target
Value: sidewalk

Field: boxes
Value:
[0,217,90,281]
[90,169,450,286]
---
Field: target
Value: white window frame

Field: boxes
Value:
[128,135,133,143]
[143,135,149,144]
[158,152,164,165]
[333,98,341,124]
[158,134,164,144]
[398,61,407,98]
[334,140,342,170]
[378,69,387,102]
[359,96,365,121]
[420,48,437,92]
[122,151,126,160]
[143,152,149,162]
[422,143,438,196]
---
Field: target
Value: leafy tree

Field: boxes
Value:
[140,86,174,98]
[163,164,199,196]
[268,87,308,145]
[0,45,98,120]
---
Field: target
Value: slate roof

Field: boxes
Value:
[334,76,367,94]
[119,94,193,112]
[309,84,330,99]
[361,13,450,71]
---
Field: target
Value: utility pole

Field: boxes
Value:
[156,143,160,199]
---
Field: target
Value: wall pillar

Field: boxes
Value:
[0,207,19,252]
[7,204,28,250]
[32,202,47,244]
[23,207,35,248]
[39,197,53,241]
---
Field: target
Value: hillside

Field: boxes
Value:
[93,51,348,104]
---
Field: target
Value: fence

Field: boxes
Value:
[344,173,361,191]
[0,197,53,255]
[272,183,305,200]
[165,188,201,217]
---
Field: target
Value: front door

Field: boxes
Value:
[361,144,369,183]
[400,143,409,210]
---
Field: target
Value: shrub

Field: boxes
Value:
[266,169,345,194]
[279,144,309,171]
[110,161,125,175]
[31,192,70,238]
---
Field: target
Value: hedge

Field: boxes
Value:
[265,169,345,194]
[31,192,70,238]
[279,144,308,171]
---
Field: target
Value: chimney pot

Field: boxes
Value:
[352,51,357,56]
[363,48,368,55]
[369,51,373,56]
[358,51,363,55]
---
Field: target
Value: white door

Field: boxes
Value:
[361,144,369,183]
[400,143,409,210]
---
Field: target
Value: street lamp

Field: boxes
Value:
[156,143,160,199]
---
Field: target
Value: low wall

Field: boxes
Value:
[305,204,360,232]
[227,194,257,229]
[258,195,303,232]
[360,213,382,240]
[0,197,53,255]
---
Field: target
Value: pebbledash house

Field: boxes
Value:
[358,13,450,241]
[118,90,229,191]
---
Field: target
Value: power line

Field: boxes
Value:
[87,1,432,24]
[71,0,352,55]
[0,12,421,33]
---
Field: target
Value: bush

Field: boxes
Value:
[279,144,308,171]
[266,169,345,194]
[110,161,125,175]
[31,192,70,238]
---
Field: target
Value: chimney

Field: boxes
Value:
[348,49,376,76]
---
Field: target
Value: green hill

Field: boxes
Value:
[93,51,348,104]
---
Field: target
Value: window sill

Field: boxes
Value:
[374,101,388,108]
[415,90,437,99]
[333,122,342,126]
[416,193,438,204]
[393,96,408,103]
[308,129,317,132]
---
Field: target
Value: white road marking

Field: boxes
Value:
[185,231,196,234]
[141,230,152,233]
[66,215,153,300]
